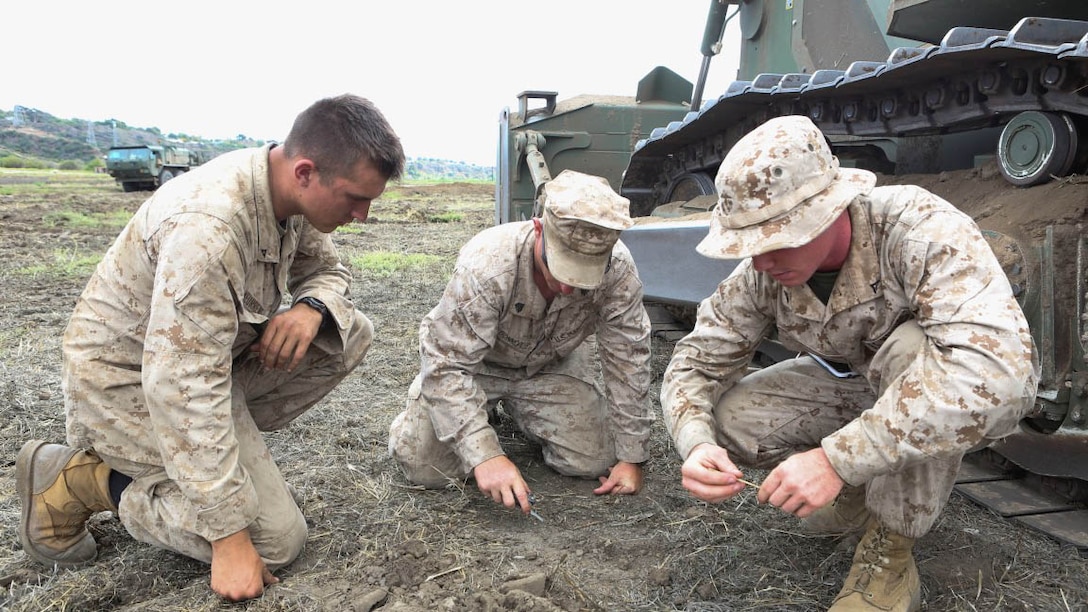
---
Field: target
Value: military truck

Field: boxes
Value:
[105,144,206,192]
[496,1,1088,549]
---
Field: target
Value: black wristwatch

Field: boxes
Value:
[297,297,332,330]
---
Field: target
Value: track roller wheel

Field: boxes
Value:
[997,111,1077,187]
[664,172,715,203]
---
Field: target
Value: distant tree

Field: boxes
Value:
[0,155,25,168]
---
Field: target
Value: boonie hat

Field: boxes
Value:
[541,169,633,289]
[696,115,876,260]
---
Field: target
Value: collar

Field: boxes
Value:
[252,144,281,263]
[825,201,882,314]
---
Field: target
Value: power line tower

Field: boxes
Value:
[86,120,98,148]
[112,120,119,147]
[12,105,26,127]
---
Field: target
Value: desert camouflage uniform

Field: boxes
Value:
[662,185,1039,537]
[389,221,653,485]
[63,145,372,566]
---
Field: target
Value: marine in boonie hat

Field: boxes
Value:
[541,169,634,289]
[696,115,877,260]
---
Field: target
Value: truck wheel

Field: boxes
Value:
[158,169,174,186]
[122,182,138,193]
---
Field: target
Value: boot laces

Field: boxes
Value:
[850,524,892,595]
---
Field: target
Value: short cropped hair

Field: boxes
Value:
[283,94,405,183]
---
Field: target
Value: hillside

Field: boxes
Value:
[0,106,494,181]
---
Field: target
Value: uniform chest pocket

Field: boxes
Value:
[241,264,282,321]
[550,311,592,354]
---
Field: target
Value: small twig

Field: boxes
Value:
[572,519,605,530]
[425,565,463,582]
[560,566,593,606]
[738,478,761,488]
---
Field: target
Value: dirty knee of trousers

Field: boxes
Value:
[253,513,307,570]
[341,310,375,371]
[398,461,463,489]
[869,321,925,394]
[545,455,614,480]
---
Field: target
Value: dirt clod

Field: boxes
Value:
[501,572,547,597]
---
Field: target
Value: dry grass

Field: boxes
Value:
[1,174,1087,610]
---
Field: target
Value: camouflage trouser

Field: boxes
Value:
[88,311,373,569]
[388,339,614,487]
[714,321,959,538]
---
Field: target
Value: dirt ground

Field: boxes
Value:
[1,168,1088,611]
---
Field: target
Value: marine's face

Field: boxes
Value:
[301,157,388,233]
[750,223,840,286]
[537,230,575,295]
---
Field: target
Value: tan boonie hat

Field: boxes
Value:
[696,115,876,260]
[541,169,633,289]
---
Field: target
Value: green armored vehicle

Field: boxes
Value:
[497,0,1088,550]
[106,144,206,192]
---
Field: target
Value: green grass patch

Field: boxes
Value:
[335,224,365,235]
[0,168,116,183]
[0,168,122,197]
[16,249,102,278]
[43,209,132,229]
[349,251,444,277]
[428,211,463,223]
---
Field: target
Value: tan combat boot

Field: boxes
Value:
[802,484,870,536]
[829,518,921,611]
[16,440,118,568]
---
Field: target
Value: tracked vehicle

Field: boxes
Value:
[496,0,1088,549]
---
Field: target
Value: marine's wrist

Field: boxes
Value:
[297,297,331,330]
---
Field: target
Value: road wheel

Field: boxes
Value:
[997,111,1077,187]
[664,172,716,203]
[158,169,174,186]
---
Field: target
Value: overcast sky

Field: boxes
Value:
[3,1,742,167]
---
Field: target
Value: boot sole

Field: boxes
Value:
[16,439,95,568]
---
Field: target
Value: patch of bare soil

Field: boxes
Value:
[879,160,1088,253]
[1,174,1088,611]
